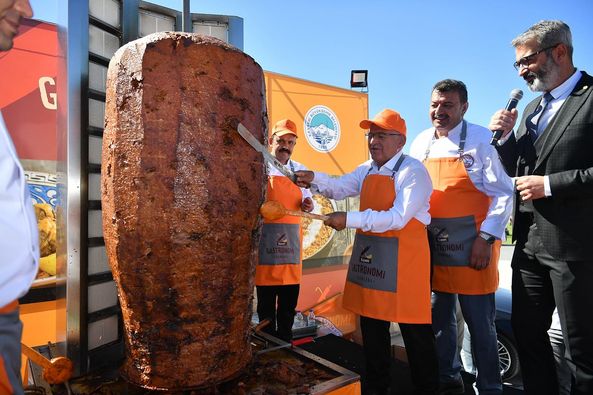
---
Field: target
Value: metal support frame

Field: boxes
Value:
[122,0,140,43]
[57,0,90,375]
[182,0,191,32]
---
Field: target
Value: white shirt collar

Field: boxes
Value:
[373,149,404,171]
[433,120,463,139]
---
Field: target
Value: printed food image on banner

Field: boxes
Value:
[27,171,57,208]
[32,196,57,286]
[29,171,57,286]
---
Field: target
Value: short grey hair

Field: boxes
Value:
[512,20,573,59]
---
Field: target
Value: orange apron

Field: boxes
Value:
[423,121,500,295]
[256,175,303,286]
[343,156,432,324]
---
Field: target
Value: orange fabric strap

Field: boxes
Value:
[0,356,14,395]
[0,301,18,315]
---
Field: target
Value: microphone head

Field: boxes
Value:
[510,89,523,100]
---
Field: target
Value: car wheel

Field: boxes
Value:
[498,333,520,381]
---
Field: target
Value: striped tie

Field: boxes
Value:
[525,92,554,140]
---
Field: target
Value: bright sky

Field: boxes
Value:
[31,0,593,150]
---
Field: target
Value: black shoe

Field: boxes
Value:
[438,379,465,395]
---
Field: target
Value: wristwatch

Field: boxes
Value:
[479,231,496,245]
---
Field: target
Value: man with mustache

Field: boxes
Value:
[0,1,37,394]
[256,119,314,341]
[489,20,593,395]
[410,79,513,395]
[295,109,439,395]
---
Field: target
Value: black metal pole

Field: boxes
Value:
[182,0,191,32]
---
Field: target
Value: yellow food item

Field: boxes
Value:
[38,217,57,257]
[302,195,335,259]
[34,203,55,221]
[39,253,57,276]
[33,203,58,278]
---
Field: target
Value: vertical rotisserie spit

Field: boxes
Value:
[101,32,266,390]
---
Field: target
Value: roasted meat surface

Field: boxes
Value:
[102,32,267,390]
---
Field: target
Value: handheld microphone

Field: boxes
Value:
[490,89,523,146]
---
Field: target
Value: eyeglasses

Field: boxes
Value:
[365,132,401,140]
[513,44,559,70]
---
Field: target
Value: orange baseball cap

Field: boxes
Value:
[272,119,298,137]
[359,109,406,136]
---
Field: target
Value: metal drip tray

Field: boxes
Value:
[28,333,359,394]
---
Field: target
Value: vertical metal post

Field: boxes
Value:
[122,0,140,43]
[57,0,90,376]
[182,0,191,32]
[227,16,244,50]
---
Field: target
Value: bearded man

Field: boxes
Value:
[489,20,593,395]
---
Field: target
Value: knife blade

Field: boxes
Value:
[236,122,297,183]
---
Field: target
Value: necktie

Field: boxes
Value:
[525,92,554,140]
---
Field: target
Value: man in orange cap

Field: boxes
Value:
[256,119,314,341]
[0,1,37,394]
[296,109,439,395]
[410,79,513,395]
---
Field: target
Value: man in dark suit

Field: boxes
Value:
[489,20,593,395]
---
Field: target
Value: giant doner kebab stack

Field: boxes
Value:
[101,32,266,390]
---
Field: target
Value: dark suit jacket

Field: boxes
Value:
[496,71,593,261]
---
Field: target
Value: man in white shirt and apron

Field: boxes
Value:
[0,1,38,394]
[256,119,314,341]
[411,79,513,395]
[296,109,439,395]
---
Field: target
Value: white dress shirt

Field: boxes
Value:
[410,121,513,239]
[312,151,433,233]
[0,111,39,308]
[268,159,313,203]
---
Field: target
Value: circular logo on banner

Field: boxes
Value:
[304,105,341,152]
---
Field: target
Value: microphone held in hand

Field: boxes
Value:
[490,89,524,146]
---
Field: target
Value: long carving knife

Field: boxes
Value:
[236,122,297,183]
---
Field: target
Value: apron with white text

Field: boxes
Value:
[256,173,303,286]
[423,121,500,294]
[343,156,432,323]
